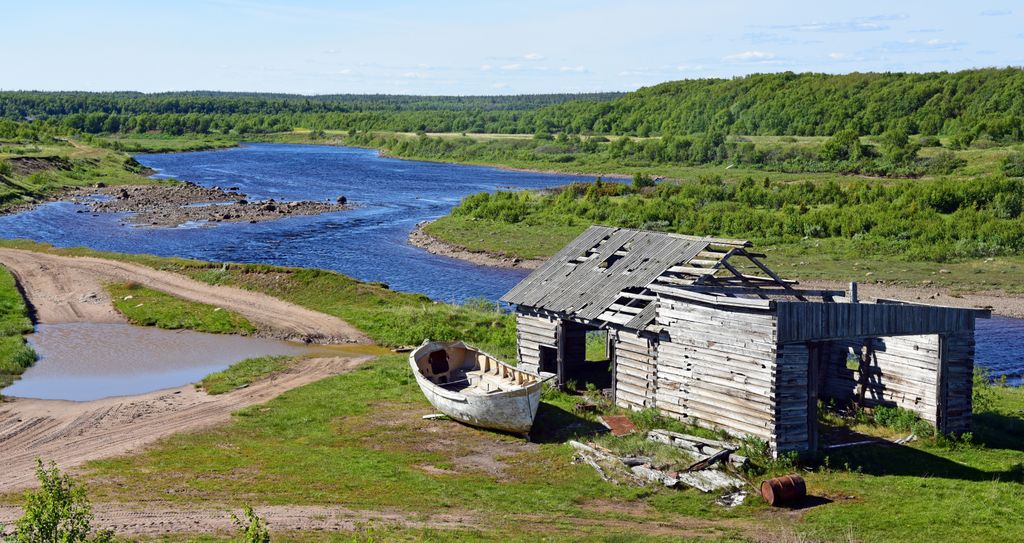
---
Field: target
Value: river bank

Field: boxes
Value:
[408,220,546,269]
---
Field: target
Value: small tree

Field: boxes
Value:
[879,128,919,163]
[820,129,866,161]
[232,506,271,543]
[632,172,655,189]
[10,460,113,543]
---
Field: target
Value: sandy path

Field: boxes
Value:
[0,503,479,535]
[0,249,370,343]
[0,356,370,493]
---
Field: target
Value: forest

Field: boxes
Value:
[2,68,1024,143]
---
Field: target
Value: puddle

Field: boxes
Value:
[3,323,311,401]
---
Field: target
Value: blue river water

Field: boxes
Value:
[0,143,1020,385]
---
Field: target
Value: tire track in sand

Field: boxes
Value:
[0,248,370,344]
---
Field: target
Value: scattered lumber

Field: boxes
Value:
[647,429,747,469]
[676,470,746,493]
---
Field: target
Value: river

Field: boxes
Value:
[0,143,1019,386]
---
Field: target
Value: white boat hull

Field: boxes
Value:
[409,341,545,434]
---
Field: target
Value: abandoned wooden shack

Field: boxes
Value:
[501,226,988,454]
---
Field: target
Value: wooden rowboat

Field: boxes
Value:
[409,340,547,435]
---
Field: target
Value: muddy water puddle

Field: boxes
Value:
[3,323,312,401]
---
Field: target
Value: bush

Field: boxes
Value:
[631,172,655,189]
[874,406,934,437]
[232,506,271,543]
[1002,152,1024,178]
[7,460,114,543]
[923,150,966,175]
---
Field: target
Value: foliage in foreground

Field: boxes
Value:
[2,460,113,543]
[232,506,270,543]
[0,264,35,391]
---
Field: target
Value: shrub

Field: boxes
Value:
[631,172,655,188]
[7,460,114,543]
[874,406,934,437]
[1002,152,1024,178]
[232,506,271,543]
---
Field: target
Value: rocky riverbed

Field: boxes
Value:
[67,182,351,227]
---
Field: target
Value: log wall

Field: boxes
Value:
[612,331,657,410]
[653,296,780,447]
[515,309,558,374]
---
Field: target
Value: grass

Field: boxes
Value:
[0,138,158,211]
[0,264,35,391]
[199,355,292,394]
[424,216,584,260]
[107,282,257,335]
[90,133,240,154]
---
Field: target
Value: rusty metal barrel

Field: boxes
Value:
[760,474,806,506]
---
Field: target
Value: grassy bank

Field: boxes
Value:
[0,138,159,211]
[0,265,35,390]
[199,355,292,395]
[108,282,257,335]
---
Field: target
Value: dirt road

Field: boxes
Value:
[0,248,370,343]
[0,356,369,493]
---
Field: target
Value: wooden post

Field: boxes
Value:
[857,339,871,408]
[556,320,567,390]
[807,342,820,451]
[936,334,948,433]
[609,330,618,406]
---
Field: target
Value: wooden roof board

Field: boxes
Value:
[503,226,718,327]
[502,226,613,306]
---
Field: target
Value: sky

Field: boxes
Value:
[3,0,1023,95]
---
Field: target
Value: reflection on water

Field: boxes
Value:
[3,323,309,401]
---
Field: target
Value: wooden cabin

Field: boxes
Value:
[501,226,988,454]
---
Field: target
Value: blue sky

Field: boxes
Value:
[3,1,1023,95]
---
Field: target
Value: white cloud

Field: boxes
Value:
[881,38,963,52]
[336,68,353,75]
[675,64,705,72]
[769,14,907,33]
[725,50,776,61]
[493,82,509,89]
[480,64,493,71]
[559,65,586,72]
[401,71,427,78]
[523,52,544,61]
[500,63,521,71]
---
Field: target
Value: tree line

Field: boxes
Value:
[3,69,1024,142]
